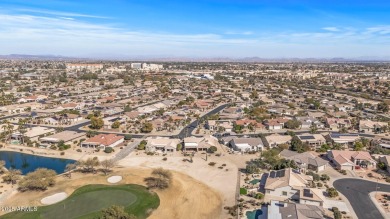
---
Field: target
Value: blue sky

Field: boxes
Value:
[1,0,390,58]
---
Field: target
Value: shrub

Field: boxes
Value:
[50,145,57,150]
[144,168,172,190]
[208,162,216,166]
[254,193,264,199]
[60,152,65,156]
[18,168,56,192]
[104,147,114,153]
[176,143,182,151]
[339,170,347,175]
[320,174,330,181]
[332,207,342,219]
[162,157,167,161]
[317,182,323,187]
[307,171,320,181]
[76,149,82,152]
[208,146,218,153]
[240,188,247,195]
[327,187,339,198]
[124,134,132,140]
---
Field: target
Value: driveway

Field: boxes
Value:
[334,178,390,219]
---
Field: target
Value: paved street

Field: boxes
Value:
[112,140,140,162]
[175,103,230,139]
[333,178,390,219]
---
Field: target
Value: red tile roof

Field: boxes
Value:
[84,134,123,146]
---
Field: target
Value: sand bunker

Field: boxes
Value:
[41,192,67,205]
[107,175,122,183]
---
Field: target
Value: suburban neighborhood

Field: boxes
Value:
[0,60,390,219]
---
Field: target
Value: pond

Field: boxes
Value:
[246,209,263,219]
[0,151,76,175]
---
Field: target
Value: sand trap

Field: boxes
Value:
[107,175,122,183]
[41,192,67,205]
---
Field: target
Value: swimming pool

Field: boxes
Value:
[246,209,263,219]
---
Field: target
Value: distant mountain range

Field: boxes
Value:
[1,54,390,62]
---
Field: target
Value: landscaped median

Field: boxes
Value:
[0,184,160,219]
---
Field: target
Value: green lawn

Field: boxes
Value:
[240,187,247,195]
[1,184,160,219]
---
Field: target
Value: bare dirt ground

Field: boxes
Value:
[0,168,222,219]
[374,192,390,214]
[119,152,243,218]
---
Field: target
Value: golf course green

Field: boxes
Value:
[1,184,160,219]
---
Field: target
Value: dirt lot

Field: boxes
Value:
[119,152,240,218]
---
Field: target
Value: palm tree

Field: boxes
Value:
[5,120,14,144]
[17,119,27,145]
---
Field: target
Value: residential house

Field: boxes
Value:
[267,200,325,219]
[279,150,328,172]
[11,126,55,142]
[296,117,324,129]
[17,95,48,103]
[327,150,376,170]
[81,134,124,149]
[264,168,312,200]
[183,135,219,151]
[264,134,292,148]
[234,119,265,132]
[145,137,180,153]
[206,120,233,132]
[299,188,326,207]
[40,131,85,146]
[219,107,242,120]
[264,118,290,130]
[359,120,388,134]
[377,137,390,149]
[57,102,83,110]
[296,134,326,150]
[229,138,263,152]
[326,118,351,131]
[326,133,360,147]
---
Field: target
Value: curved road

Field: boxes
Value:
[334,178,390,219]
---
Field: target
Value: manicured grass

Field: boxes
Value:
[240,187,247,195]
[1,184,160,219]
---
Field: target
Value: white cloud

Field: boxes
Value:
[16,8,110,19]
[0,11,389,58]
[322,27,340,32]
[224,31,254,35]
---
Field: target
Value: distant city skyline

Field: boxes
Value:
[1,0,390,58]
